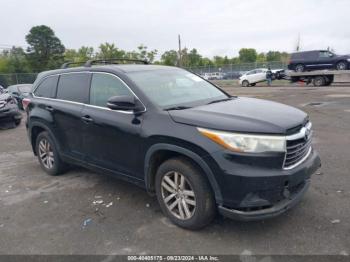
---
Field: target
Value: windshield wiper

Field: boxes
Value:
[207,98,232,105]
[164,106,192,111]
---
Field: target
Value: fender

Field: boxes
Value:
[29,120,62,155]
[144,143,223,204]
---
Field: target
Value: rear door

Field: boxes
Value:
[81,72,144,178]
[53,72,91,160]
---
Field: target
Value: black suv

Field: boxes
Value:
[25,59,321,229]
[288,50,350,72]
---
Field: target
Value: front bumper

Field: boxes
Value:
[218,179,310,221]
[205,148,321,221]
[0,106,22,122]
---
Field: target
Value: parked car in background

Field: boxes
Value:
[202,72,224,80]
[0,89,22,126]
[25,60,320,229]
[288,50,350,72]
[222,71,241,80]
[239,68,284,87]
[7,84,32,110]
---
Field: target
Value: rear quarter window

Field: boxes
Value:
[34,75,59,98]
[56,73,90,103]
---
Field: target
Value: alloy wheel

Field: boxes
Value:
[295,64,304,72]
[38,139,54,169]
[161,171,196,220]
[337,62,346,70]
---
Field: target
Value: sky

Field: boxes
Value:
[1,0,350,58]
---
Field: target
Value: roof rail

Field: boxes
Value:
[84,58,149,67]
[60,61,86,69]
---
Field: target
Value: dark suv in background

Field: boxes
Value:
[24,59,321,229]
[288,50,350,72]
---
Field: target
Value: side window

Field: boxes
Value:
[34,75,58,98]
[319,51,327,58]
[89,73,133,107]
[56,73,90,103]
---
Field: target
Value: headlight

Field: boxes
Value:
[347,58,350,62]
[197,127,286,153]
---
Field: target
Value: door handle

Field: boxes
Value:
[81,115,94,123]
[46,106,54,112]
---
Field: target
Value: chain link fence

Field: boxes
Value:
[0,73,38,87]
[0,61,288,87]
[185,61,288,77]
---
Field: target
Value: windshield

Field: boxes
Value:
[18,85,32,93]
[127,68,228,108]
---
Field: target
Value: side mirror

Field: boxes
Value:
[107,95,144,112]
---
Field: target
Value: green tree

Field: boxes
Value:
[160,50,178,66]
[266,51,282,62]
[97,43,125,60]
[7,47,30,73]
[127,44,158,63]
[238,48,257,63]
[25,25,65,71]
[187,48,202,67]
[256,52,266,62]
[65,46,94,62]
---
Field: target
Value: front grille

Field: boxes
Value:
[283,122,312,169]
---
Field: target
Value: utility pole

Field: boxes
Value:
[296,33,301,51]
[178,34,182,67]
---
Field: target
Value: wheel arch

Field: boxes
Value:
[29,121,61,156]
[144,143,223,204]
[336,60,348,69]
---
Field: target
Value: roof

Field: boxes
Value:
[37,64,179,79]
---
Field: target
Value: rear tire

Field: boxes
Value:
[336,61,347,70]
[313,76,326,87]
[155,157,216,230]
[35,131,68,176]
[242,80,249,87]
[295,64,305,72]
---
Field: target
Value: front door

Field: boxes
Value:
[81,72,144,178]
[315,51,333,70]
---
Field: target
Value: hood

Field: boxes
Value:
[168,97,308,134]
[338,54,350,59]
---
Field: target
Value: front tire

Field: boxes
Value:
[155,157,216,230]
[242,80,249,87]
[336,61,347,70]
[35,131,68,176]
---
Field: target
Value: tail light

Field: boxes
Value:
[22,98,31,110]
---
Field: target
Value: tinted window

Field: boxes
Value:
[57,73,90,103]
[319,51,332,58]
[90,73,133,107]
[34,75,58,98]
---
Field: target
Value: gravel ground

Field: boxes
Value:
[0,84,349,255]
